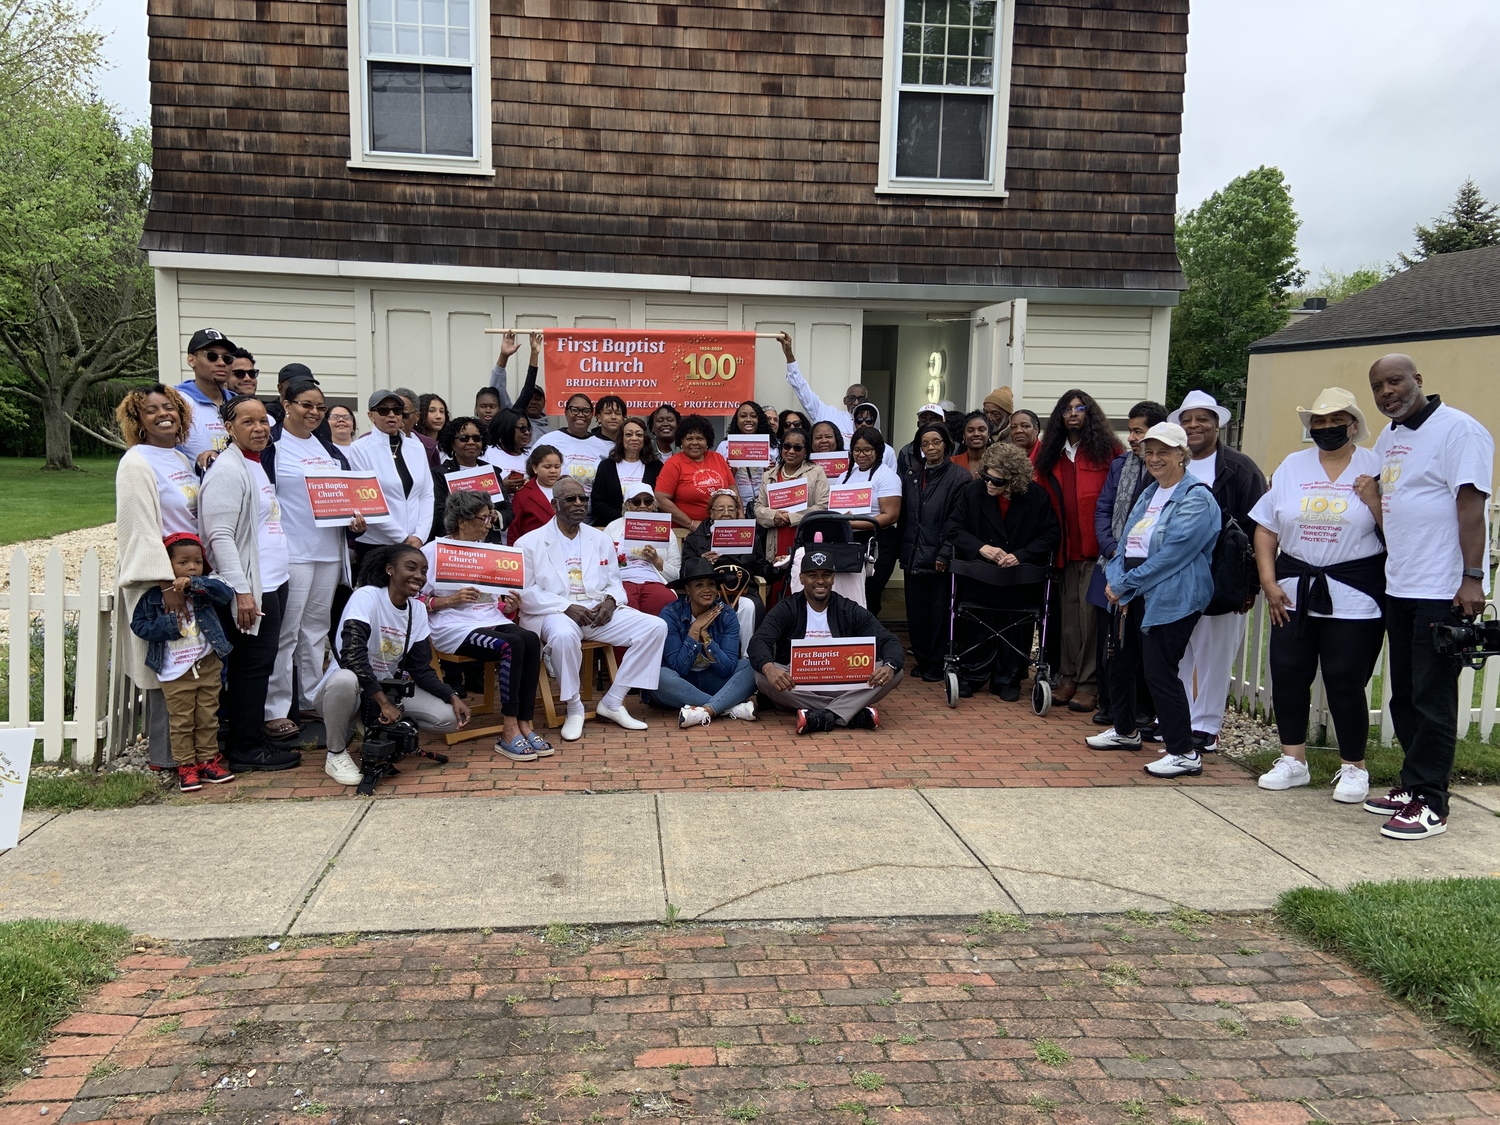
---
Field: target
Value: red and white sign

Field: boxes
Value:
[810,451,849,479]
[828,485,873,514]
[725,434,771,468]
[790,636,878,687]
[709,519,757,552]
[622,512,674,553]
[444,463,504,501]
[430,538,526,592]
[539,329,757,415]
[765,477,809,513]
[303,471,392,527]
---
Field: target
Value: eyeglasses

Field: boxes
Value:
[454,432,483,443]
[1065,404,1088,415]
[290,400,325,412]
[200,350,233,363]
[566,405,592,416]
[372,405,403,416]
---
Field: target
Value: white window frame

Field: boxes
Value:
[346,0,494,176]
[875,0,1016,198]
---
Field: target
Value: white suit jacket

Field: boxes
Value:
[516,519,628,616]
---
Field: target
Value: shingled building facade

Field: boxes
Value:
[144,0,1188,424]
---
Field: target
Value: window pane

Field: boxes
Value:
[422,0,443,24]
[368,23,393,52]
[895,92,989,180]
[394,0,418,23]
[369,0,392,22]
[449,0,470,30]
[895,93,942,178]
[423,65,473,156]
[947,26,970,57]
[422,26,445,55]
[395,24,419,53]
[973,0,995,27]
[370,62,423,152]
[448,28,469,60]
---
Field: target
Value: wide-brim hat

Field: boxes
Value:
[1141,421,1190,450]
[1168,389,1231,427]
[670,556,723,591]
[1296,387,1369,443]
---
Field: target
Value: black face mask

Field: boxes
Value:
[1309,426,1351,452]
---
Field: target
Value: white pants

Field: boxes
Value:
[519,605,667,702]
[1177,611,1248,736]
[734,598,755,659]
[265,559,341,720]
[314,668,457,756]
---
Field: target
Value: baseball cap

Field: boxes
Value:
[368,388,404,409]
[187,328,237,354]
[800,549,835,575]
[917,402,945,421]
[277,362,316,386]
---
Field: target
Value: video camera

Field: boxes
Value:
[1431,606,1500,670]
[356,678,449,795]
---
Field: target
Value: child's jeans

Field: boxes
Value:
[159,652,224,766]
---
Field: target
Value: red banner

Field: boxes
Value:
[304,472,391,527]
[810,451,848,479]
[445,463,503,500]
[542,330,756,415]
[790,637,878,686]
[430,538,526,591]
[829,485,872,514]
[710,519,757,552]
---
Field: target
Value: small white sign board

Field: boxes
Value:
[0,728,36,850]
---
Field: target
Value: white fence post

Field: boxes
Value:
[6,547,30,734]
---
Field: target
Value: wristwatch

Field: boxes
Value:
[1462,567,1485,580]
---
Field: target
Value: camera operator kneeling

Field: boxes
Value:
[315,544,472,788]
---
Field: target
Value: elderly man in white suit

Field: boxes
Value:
[516,477,668,741]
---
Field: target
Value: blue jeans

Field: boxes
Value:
[650,658,756,714]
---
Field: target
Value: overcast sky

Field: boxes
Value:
[90,0,1500,279]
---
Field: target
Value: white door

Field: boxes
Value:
[968,298,1026,410]
[372,289,506,409]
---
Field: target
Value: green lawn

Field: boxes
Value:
[24,772,160,811]
[0,457,120,545]
[1278,878,1500,1056]
[0,919,133,1087]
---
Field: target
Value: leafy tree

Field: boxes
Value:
[0,0,152,470]
[1168,166,1306,412]
[1294,265,1385,306]
[1399,179,1500,267]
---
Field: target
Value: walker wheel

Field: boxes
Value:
[944,672,960,709]
[1032,678,1052,716]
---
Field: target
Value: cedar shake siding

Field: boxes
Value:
[143,0,1187,291]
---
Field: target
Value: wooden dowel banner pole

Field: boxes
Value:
[483,329,785,337]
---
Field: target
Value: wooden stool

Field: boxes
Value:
[429,647,505,746]
[537,640,620,729]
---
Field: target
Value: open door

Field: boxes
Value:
[967,298,1025,410]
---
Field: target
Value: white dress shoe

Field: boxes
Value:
[597,702,649,730]
[560,711,586,741]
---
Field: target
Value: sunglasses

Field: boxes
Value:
[781,442,806,451]
[234,368,260,379]
[200,350,234,363]
[372,405,404,416]
[454,432,483,443]
[982,474,1007,488]
[290,400,325,412]
[627,497,656,506]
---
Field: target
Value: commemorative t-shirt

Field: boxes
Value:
[836,464,901,517]
[1125,483,1177,559]
[1375,401,1494,599]
[179,389,229,464]
[803,607,832,639]
[273,433,344,564]
[136,445,198,535]
[545,431,612,496]
[157,603,212,683]
[483,446,529,482]
[334,585,431,679]
[1249,445,1384,618]
[419,542,510,654]
[248,458,290,590]
[656,451,737,523]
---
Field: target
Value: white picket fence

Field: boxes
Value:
[0,546,119,763]
[1228,596,1500,746]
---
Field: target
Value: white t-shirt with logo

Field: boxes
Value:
[838,464,902,517]
[136,445,199,535]
[334,586,431,679]
[565,546,588,601]
[181,393,229,464]
[1125,483,1178,559]
[1375,401,1494,599]
[274,433,345,564]
[158,603,212,682]
[484,447,529,481]
[249,458,291,589]
[546,431,612,496]
[1249,446,1384,618]
[420,542,510,654]
[803,607,832,639]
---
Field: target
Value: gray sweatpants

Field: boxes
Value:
[753,666,903,723]
[315,668,457,755]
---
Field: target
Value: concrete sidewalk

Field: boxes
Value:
[4,786,1498,939]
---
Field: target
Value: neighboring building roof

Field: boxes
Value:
[1250,245,1500,353]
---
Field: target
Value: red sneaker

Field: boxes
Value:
[177,764,203,792]
[198,756,236,785]
[1363,786,1411,816]
[1380,796,1447,840]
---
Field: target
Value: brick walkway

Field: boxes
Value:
[5,915,1495,1125]
[190,675,1254,801]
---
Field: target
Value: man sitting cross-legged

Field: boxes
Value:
[749,550,905,733]
[516,477,668,741]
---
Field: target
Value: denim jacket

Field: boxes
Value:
[129,577,235,674]
[1103,473,1220,629]
[660,596,740,681]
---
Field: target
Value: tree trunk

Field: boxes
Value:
[42,391,77,471]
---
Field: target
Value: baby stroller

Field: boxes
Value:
[942,557,1055,714]
[771,512,873,606]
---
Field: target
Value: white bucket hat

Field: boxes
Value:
[1168,389,1231,427]
[1141,421,1190,450]
[1296,387,1369,443]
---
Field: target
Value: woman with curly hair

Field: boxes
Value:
[944,442,1060,700]
[1032,389,1123,713]
[716,400,773,513]
[430,414,511,542]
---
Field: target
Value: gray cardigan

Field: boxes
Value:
[198,444,268,636]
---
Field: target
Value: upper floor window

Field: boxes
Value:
[877,0,1016,197]
[347,0,494,175]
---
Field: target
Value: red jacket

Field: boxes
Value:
[1039,445,1118,562]
[507,479,555,545]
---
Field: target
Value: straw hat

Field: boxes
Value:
[1296,387,1369,443]
[1168,389,1231,427]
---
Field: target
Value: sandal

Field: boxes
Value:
[524,731,555,757]
[495,735,537,762]
[263,719,301,740]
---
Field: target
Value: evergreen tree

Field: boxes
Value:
[1400,179,1500,267]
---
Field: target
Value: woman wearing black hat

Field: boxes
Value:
[649,558,758,728]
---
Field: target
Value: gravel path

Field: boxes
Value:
[0,523,118,596]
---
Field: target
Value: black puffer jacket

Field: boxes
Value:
[899,457,966,574]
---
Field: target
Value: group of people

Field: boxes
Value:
[114,326,1491,840]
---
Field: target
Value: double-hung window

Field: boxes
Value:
[349,0,493,174]
[877,0,1016,197]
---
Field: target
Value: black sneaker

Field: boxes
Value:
[991,682,1021,702]
[796,708,837,735]
[1191,730,1220,753]
[226,743,303,772]
[846,707,880,730]
[1139,724,1163,744]
[919,668,943,683]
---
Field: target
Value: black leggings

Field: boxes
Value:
[864,526,901,616]
[1268,615,1384,759]
[221,583,289,756]
[1107,599,1200,755]
[455,623,541,721]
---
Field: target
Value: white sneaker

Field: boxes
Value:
[597,701,649,731]
[1144,751,1202,778]
[727,700,758,721]
[1258,755,1311,791]
[560,710,586,742]
[325,751,362,785]
[679,705,712,728]
[1086,727,1142,751]
[1331,763,1370,804]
